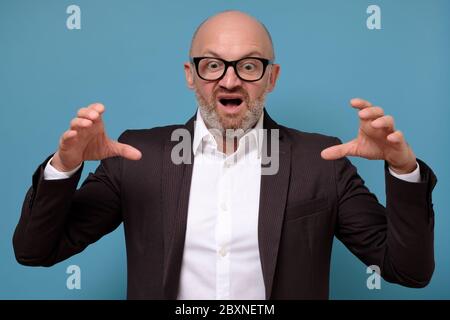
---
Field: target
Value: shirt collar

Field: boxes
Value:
[193,108,264,156]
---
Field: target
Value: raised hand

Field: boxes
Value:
[321,98,417,174]
[51,103,142,172]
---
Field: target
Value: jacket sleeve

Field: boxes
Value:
[334,142,437,288]
[12,145,125,267]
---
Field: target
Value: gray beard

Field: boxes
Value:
[195,90,266,139]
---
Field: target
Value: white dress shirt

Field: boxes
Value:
[43,109,421,300]
[177,110,266,300]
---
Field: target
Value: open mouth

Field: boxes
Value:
[219,98,243,107]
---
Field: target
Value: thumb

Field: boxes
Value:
[321,141,354,160]
[111,141,142,160]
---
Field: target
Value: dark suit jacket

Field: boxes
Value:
[13,111,437,299]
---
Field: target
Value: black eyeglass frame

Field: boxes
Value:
[190,56,274,82]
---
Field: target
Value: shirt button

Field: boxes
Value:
[218,247,228,257]
[220,202,228,211]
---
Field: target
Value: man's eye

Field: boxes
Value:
[243,63,256,71]
[208,62,220,69]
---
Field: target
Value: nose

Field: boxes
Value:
[218,65,243,90]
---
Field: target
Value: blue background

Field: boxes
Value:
[0,0,449,299]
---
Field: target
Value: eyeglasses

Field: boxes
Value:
[190,56,274,82]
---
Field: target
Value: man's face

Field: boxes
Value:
[185,12,280,133]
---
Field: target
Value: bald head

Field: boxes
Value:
[189,10,275,61]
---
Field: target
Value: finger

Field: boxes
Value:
[70,117,93,130]
[111,142,142,160]
[387,130,405,144]
[62,129,77,140]
[358,106,384,120]
[350,98,373,110]
[371,115,395,131]
[88,103,105,115]
[59,130,78,147]
[321,141,354,160]
[77,107,101,121]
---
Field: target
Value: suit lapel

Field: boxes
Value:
[258,111,291,299]
[162,116,195,299]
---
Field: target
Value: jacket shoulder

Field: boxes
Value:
[117,125,184,145]
[280,125,341,151]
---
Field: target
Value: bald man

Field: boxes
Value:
[14,11,437,300]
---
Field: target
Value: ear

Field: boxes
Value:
[265,64,280,93]
[184,62,195,90]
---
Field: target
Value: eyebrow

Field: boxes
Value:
[201,50,265,59]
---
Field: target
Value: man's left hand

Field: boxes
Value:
[321,98,417,174]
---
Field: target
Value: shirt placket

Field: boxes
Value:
[215,157,233,299]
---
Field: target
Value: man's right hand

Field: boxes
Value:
[51,103,142,172]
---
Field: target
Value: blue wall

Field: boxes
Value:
[1,0,449,299]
